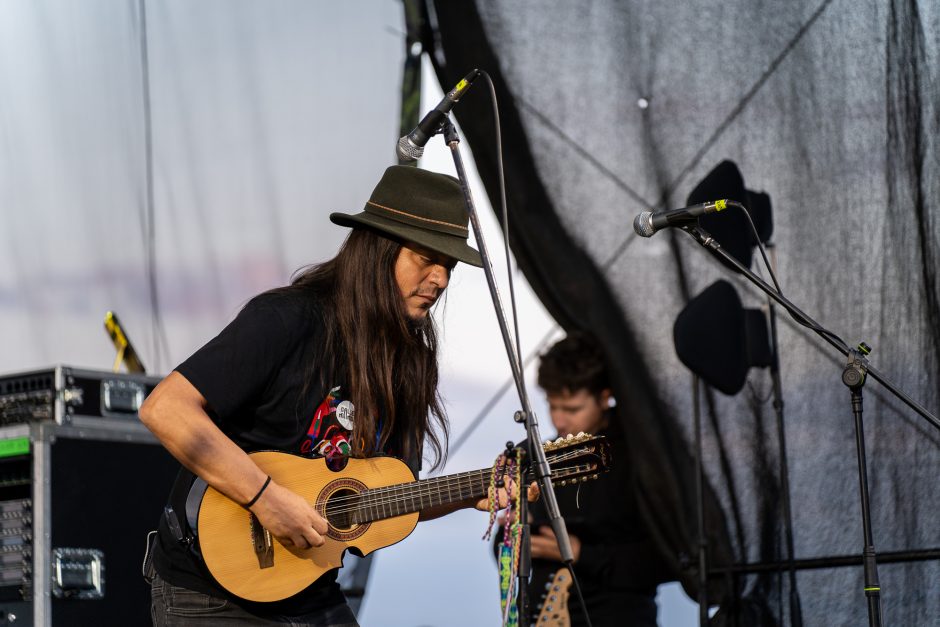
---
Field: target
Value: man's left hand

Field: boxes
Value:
[475,480,540,512]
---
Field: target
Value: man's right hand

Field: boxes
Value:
[140,373,331,551]
[249,480,329,550]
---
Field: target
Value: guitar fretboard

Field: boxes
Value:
[329,467,491,525]
[324,461,597,526]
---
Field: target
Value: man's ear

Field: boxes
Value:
[597,388,613,409]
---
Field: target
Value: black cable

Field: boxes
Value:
[479,71,525,376]
[565,562,594,627]
[732,201,849,353]
[442,68,586,461]
[734,214,804,627]
[476,69,594,627]
[679,225,940,449]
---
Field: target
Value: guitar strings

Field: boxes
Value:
[317,448,592,509]
[321,463,597,516]
[321,461,598,519]
[317,446,594,506]
[318,449,597,513]
[322,464,598,523]
[315,449,600,520]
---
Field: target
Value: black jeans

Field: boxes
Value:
[150,574,359,627]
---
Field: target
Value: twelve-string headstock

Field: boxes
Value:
[540,432,611,486]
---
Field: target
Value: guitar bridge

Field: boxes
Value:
[249,513,274,569]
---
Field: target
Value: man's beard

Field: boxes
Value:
[406,311,433,333]
[404,287,442,329]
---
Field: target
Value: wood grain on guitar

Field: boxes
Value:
[197,433,609,602]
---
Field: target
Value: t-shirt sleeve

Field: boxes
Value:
[176,295,300,420]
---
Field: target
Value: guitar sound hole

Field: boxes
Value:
[325,488,359,531]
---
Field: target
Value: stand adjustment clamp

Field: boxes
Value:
[842,343,872,390]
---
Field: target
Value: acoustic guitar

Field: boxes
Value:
[197,433,609,602]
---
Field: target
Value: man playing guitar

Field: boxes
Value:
[141,166,510,625]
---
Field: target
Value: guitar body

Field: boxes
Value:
[197,452,418,603]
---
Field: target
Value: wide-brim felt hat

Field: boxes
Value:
[330,166,483,267]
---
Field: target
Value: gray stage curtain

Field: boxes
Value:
[427,1,940,625]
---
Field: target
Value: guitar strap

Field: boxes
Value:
[483,452,523,627]
[498,540,520,626]
[161,468,201,555]
[185,476,209,533]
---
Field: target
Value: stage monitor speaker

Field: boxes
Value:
[0,419,177,626]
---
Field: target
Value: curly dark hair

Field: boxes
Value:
[537,332,610,397]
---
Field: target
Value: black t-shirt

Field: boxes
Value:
[151,289,419,616]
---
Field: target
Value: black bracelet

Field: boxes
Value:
[244,476,272,509]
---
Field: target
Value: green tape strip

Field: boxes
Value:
[0,437,30,459]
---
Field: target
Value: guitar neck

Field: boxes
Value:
[344,465,594,525]
[333,435,607,526]
[347,468,492,524]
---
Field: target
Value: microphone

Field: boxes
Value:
[397,69,481,161]
[633,199,736,237]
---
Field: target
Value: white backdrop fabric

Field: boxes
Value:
[0,0,404,376]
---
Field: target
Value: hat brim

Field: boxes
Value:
[330,211,483,267]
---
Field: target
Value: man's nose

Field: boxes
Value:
[428,264,449,289]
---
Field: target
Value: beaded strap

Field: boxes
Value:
[481,453,523,627]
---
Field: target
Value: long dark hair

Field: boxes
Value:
[272,228,448,470]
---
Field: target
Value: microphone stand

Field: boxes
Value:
[439,118,586,627]
[692,375,710,626]
[681,224,940,627]
[764,245,803,627]
[841,345,883,627]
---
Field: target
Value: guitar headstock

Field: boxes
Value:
[540,433,610,486]
[532,566,572,626]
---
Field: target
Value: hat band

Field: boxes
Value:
[366,201,468,237]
